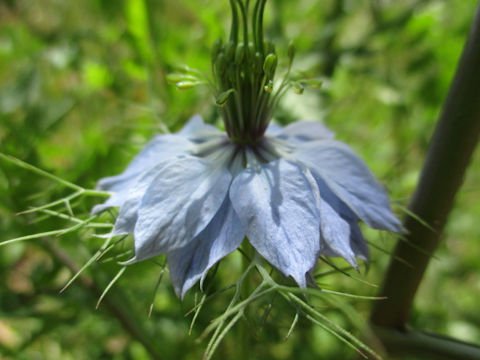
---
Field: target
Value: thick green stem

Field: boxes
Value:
[370,0,480,335]
[371,326,480,360]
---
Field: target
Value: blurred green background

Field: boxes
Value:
[1,0,479,359]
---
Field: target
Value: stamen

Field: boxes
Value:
[229,0,239,44]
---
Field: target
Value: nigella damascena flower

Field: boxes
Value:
[92,0,402,298]
[93,115,402,297]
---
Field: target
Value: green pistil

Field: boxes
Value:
[213,0,277,145]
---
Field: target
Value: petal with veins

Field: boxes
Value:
[318,194,357,268]
[130,155,232,262]
[294,140,402,232]
[92,134,193,213]
[167,198,246,298]
[230,159,320,287]
[112,160,175,235]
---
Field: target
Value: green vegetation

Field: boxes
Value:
[1,1,479,359]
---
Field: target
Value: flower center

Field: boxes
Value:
[168,0,322,145]
[212,0,280,146]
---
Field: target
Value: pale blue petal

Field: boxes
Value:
[111,197,138,235]
[167,198,246,298]
[311,173,369,264]
[294,140,402,232]
[130,155,232,262]
[92,134,193,214]
[265,123,283,135]
[179,114,222,140]
[97,135,192,191]
[314,176,356,220]
[230,159,320,287]
[349,221,369,261]
[266,121,334,143]
[91,193,126,215]
[318,194,357,268]
[112,161,173,235]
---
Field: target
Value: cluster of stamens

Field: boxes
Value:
[168,0,322,146]
[211,0,281,145]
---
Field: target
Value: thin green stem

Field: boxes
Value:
[0,153,83,191]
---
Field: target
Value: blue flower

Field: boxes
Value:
[93,0,402,298]
[93,115,402,298]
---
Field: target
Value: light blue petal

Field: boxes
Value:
[318,194,357,268]
[130,155,232,262]
[112,160,174,235]
[91,193,126,215]
[92,134,193,214]
[97,135,192,191]
[167,198,246,298]
[230,159,320,287]
[265,123,283,135]
[178,114,222,140]
[349,221,369,261]
[314,176,356,220]
[266,121,334,143]
[311,173,369,264]
[294,140,402,232]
